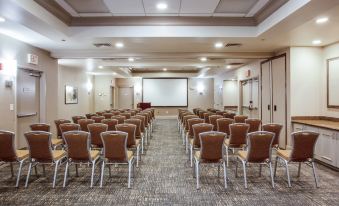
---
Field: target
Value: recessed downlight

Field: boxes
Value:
[226,65,231,69]
[200,57,207,62]
[156,2,168,10]
[316,17,328,24]
[0,16,5,23]
[312,40,322,45]
[128,57,135,62]
[112,72,117,75]
[98,65,103,69]
[163,68,167,71]
[214,42,223,48]
[115,42,124,48]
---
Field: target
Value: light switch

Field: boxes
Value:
[10,104,14,111]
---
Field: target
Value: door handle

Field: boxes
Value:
[268,105,270,110]
[274,105,277,111]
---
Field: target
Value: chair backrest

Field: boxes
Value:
[199,131,226,161]
[192,123,214,147]
[85,113,97,119]
[115,123,137,147]
[203,113,212,123]
[290,131,319,162]
[187,118,204,136]
[209,115,223,131]
[96,111,104,116]
[130,110,137,116]
[246,131,275,162]
[234,115,248,123]
[141,112,151,123]
[262,123,283,146]
[111,111,121,116]
[216,118,234,135]
[125,119,142,138]
[121,113,131,120]
[198,111,206,119]
[132,115,146,132]
[101,119,119,131]
[55,119,71,137]
[103,113,114,119]
[138,113,150,125]
[78,119,95,132]
[72,116,86,124]
[101,131,129,162]
[63,131,91,161]
[183,115,198,131]
[59,123,80,135]
[229,123,250,146]
[180,112,192,122]
[216,111,225,116]
[88,123,108,147]
[30,123,50,132]
[91,115,105,123]
[245,119,262,132]
[25,131,53,162]
[111,115,126,124]
[0,131,17,161]
[223,112,236,119]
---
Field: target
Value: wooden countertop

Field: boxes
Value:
[292,119,339,131]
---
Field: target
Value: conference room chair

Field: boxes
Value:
[245,119,262,132]
[138,112,152,140]
[101,119,119,131]
[62,131,100,188]
[223,112,236,119]
[85,113,97,119]
[78,119,95,132]
[234,115,248,123]
[59,123,80,136]
[125,119,145,154]
[121,113,132,120]
[216,118,234,136]
[0,131,29,187]
[198,110,207,119]
[209,115,223,131]
[111,111,120,116]
[54,119,71,139]
[182,115,199,150]
[262,123,283,149]
[132,115,148,145]
[30,123,63,149]
[103,113,114,119]
[96,111,104,116]
[235,131,275,188]
[115,124,141,167]
[24,131,66,188]
[274,131,319,188]
[91,115,105,123]
[112,115,126,124]
[100,131,135,188]
[192,108,199,115]
[72,116,86,124]
[203,113,212,123]
[190,123,213,167]
[194,131,227,190]
[224,123,250,166]
[186,118,205,158]
[142,111,153,132]
[178,110,189,133]
[88,123,108,149]
[130,110,137,116]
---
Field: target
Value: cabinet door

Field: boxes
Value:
[261,61,271,124]
[317,129,336,166]
[293,123,304,132]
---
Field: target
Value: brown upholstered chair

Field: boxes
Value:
[198,111,207,119]
[203,113,212,123]
[224,123,250,166]
[189,123,213,167]
[194,131,227,190]
[209,115,223,131]
[217,118,234,136]
[111,111,121,116]
[223,112,236,119]
[0,131,29,187]
[96,111,104,116]
[236,131,275,188]
[125,119,145,154]
[91,116,105,123]
[138,113,151,140]
[103,113,114,119]
[262,123,283,149]
[59,123,80,140]
[216,111,225,116]
[115,124,141,167]
[179,112,192,134]
[141,111,153,133]
[78,119,95,132]
[132,115,148,145]
[62,131,100,188]
[121,113,131,120]
[234,115,248,123]
[24,131,66,188]
[85,113,97,119]
[101,119,119,131]
[182,115,199,151]
[30,123,63,148]
[245,119,262,132]
[274,131,319,187]
[72,116,86,124]
[111,115,126,124]
[87,123,108,148]
[100,131,135,188]
[54,119,71,139]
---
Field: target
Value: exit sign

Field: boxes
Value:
[27,54,38,65]
[0,62,3,71]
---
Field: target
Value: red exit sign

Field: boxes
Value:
[0,62,3,71]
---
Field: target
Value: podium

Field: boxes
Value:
[137,102,151,110]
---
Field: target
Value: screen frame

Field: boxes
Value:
[142,77,189,107]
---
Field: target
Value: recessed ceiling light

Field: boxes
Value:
[200,57,207,62]
[115,42,124,48]
[316,17,328,24]
[226,65,231,69]
[156,2,168,10]
[312,40,322,45]
[163,68,167,71]
[0,16,5,23]
[214,42,223,48]
[128,57,135,62]
[98,65,103,69]
[112,72,117,75]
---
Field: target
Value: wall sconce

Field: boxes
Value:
[86,79,93,95]
[197,84,205,95]
[135,85,142,96]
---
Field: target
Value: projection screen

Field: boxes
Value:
[142,78,188,107]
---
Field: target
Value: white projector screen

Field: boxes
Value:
[142,78,188,106]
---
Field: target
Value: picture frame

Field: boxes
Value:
[65,85,78,104]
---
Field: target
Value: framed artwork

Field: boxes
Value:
[65,85,78,104]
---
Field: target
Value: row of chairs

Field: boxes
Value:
[0,108,155,188]
[178,108,320,189]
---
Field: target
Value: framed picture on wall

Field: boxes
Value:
[65,85,78,104]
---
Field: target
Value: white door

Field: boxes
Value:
[261,61,271,124]
[118,87,134,109]
[317,129,336,166]
[241,80,251,117]
[271,55,286,148]
[16,68,40,149]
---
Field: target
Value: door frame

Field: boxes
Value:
[240,77,259,117]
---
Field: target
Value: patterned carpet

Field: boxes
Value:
[0,119,339,205]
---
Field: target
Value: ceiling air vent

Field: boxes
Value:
[229,62,243,66]
[225,43,242,47]
[93,43,112,48]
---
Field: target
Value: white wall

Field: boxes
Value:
[94,75,114,112]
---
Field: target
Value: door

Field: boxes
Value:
[317,129,336,166]
[241,80,251,117]
[118,87,134,109]
[261,61,271,124]
[16,68,41,149]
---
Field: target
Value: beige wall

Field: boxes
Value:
[94,75,114,112]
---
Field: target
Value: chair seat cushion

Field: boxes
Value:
[51,138,63,146]
[224,139,246,148]
[194,151,201,160]
[238,151,247,160]
[128,139,141,148]
[90,150,100,160]
[127,151,133,161]
[16,150,29,160]
[52,150,66,161]
[277,149,291,160]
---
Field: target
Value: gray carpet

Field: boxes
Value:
[0,119,339,205]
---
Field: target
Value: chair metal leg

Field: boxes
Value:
[190,145,193,167]
[34,165,38,177]
[108,165,112,177]
[25,162,33,188]
[259,164,262,177]
[90,160,96,188]
[63,161,69,187]
[196,160,200,190]
[269,162,275,188]
[274,156,278,178]
[218,164,220,177]
[42,164,46,176]
[100,161,105,188]
[52,161,59,188]
[235,158,238,178]
[297,162,301,177]
[223,161,227,189]
[311,161,319,188]
[10,162,14,177]
[226,146,229,167]
[185,133,189,154]
[242,160,248,188]
[284,160,291,187]
[128,161,132,188]
[15,161,24,187]
[141,137,144,154]
[75,164,79,177]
